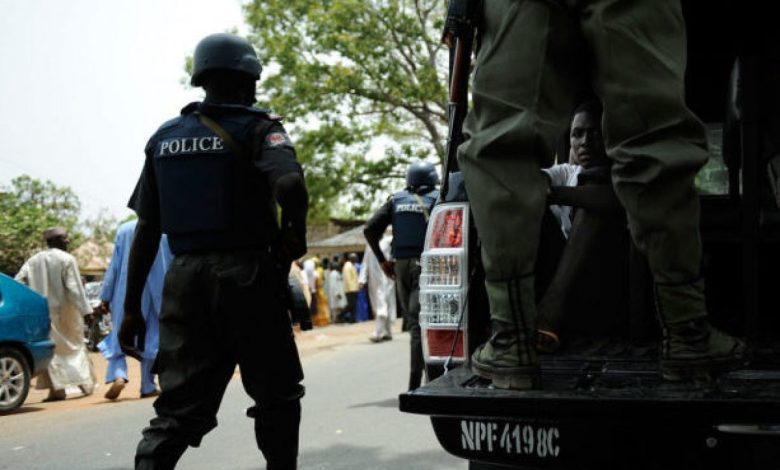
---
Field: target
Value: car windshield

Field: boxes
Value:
[84,281,102,299]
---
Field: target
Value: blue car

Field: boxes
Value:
[0,272,55,412]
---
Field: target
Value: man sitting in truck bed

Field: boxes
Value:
[534,100,629,353]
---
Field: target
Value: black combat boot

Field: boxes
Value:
[655,280,748,380]
[254,399,301,470]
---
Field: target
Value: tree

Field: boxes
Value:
[243,0,448,221]
[0,176,82,275]
[78,208,120,247]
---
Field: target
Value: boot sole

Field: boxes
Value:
[471,359,539,390]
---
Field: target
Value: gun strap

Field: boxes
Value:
[194,111,248,161]
[412,193,431,223]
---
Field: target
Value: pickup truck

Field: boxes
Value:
[399,3,780,468]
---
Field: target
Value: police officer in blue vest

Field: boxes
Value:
[364,161,439,390]
[119,33,308,470]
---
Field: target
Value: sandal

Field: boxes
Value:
[535,329,561,354]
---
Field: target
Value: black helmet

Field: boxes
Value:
[406,160,439,189]
[191,33,262,86]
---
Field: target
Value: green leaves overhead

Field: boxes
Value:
[243,0,448,221]
[0,176,118,276]
[0,176,81,275]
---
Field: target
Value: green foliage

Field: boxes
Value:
[78,208,120,248]
[0,176,81,275]
[0,175,122,276]
[243,0,448,220]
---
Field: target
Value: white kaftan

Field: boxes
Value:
[326,270,346,322]
[15,248,96,391]
[359,236,397,339]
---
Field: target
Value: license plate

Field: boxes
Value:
[460,419,561,458]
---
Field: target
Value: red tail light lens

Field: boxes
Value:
[426,328,464,358]
[429,208,464,248]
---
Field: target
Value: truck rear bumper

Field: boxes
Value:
[400,364,780,469]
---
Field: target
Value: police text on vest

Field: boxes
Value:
[159,137,225,156]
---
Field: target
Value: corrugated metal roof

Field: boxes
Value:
[307,224,367,255]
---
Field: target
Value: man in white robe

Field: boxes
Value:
[360,234,397,342]
[326,262,346,323]
[15,227,96,401]
[289,260,311,308]
[302,257,318,319]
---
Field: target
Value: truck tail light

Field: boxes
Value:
[428,208,464,248]
[420,203,469,366]
[426,329,464,357]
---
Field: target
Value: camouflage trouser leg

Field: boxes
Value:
[458,0,709,326]
[582,0,709,285]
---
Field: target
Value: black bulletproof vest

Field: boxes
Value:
[390,188,439,259]
[149,103,278,254]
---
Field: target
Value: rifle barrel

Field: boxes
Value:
[449,38,468,103]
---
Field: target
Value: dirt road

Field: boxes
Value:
[20,321,386,414]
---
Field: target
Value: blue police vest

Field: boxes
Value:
[149,103,278,254]
[390,188,439,259]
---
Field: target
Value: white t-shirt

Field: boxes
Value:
[542,163,583,239]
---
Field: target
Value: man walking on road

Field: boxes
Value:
[360,235,397,343]
[15,227,96,401]
[364,161,439,390]
[95,219,172,400]
[120,33,309,469]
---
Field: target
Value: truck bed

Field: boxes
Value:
[400,356,780,469]
[402,359,780,422]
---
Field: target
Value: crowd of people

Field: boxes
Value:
[11,224,401,404]
[290,248,398,337]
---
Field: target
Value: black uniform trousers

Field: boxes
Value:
[135,251,304,470]
[394,258,424,390]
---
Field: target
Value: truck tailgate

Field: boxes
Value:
[400,362,780,469]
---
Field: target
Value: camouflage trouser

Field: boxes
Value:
[135,251,304,470]
[458,0,709,323]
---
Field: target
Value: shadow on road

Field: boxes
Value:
[1,405,44,416]
[347,398,399,409]
[300,443,462,470]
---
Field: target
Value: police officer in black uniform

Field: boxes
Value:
[364,161,439,390]
[119,33,308,470]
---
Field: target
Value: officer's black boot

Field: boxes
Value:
[135,426,189,470]
[254,399,301,470]
[655,280,748,381]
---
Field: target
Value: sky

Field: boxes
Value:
[0,0,248,221]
